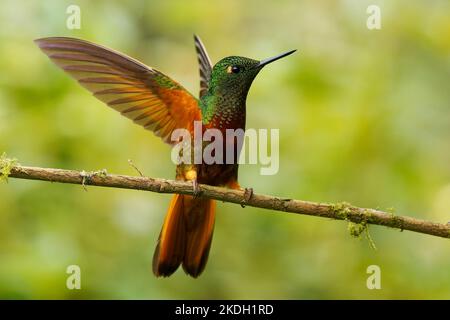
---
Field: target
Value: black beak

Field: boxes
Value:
[257,49,297,68]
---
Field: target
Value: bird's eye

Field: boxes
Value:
[227,65,241,74]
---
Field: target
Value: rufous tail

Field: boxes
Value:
[152,194,216,278]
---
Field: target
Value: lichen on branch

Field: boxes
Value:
[0,153,19,182]
[331,202,377,249]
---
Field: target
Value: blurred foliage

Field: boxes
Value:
[0,0,449,299]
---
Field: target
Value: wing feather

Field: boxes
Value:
[35,37,201,144]
[193,35,212,98]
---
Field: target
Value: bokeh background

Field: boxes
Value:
[0,0,449,299]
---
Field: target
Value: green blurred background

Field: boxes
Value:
[0,0,449,299]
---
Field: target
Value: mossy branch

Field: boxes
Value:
[1,157,449,240]
[0,153,18,182]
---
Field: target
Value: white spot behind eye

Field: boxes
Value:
[227,65,241,74]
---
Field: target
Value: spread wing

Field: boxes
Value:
[35,37,201,144]
[193,35,212,98]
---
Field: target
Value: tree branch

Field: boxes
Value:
[2,162,449,240]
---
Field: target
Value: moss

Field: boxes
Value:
[386,206,396,214]
[386,207,396,221]
[365,225,377,250]
[96,169,108,178]
[392,216,404,231]
[331,202,352,220]
[0,153,19,183]
[331,201,377,250]
[348,220,377,250]
[80,169,108,190]
[348,222,366,238]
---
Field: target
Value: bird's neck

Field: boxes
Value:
[200,88,247,130]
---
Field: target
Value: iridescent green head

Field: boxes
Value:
[207,50,297,99]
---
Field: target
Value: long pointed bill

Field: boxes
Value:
[257,49,297,68]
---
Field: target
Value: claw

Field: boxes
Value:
[241,187,253,208]
[192,178,201,199]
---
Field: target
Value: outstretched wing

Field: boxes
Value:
[35,37,201,144]
[193,35,212,98]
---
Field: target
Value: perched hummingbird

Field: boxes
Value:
[35,36,296,277]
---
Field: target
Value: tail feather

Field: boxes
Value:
[152,194,186,277]
[183,196,215,277]
[152,194,216,278]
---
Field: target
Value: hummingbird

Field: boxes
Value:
[35,35,296,278]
